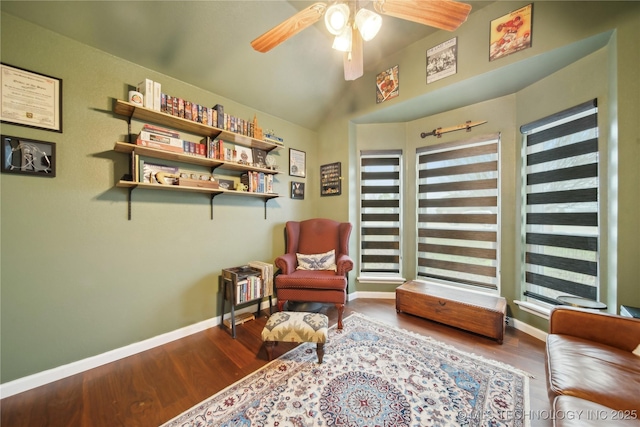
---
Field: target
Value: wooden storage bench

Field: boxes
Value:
[396,281,507,343]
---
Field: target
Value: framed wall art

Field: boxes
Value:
[320,162,341,196]
[489,4,533,62]
[1,63,63,132]
[289,148,306,178]
[1,134,56,177]
[291,181,305,199]
[376,65,399,104]
[427,37,458,84]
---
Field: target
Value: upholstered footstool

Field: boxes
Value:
[261,311,329,363]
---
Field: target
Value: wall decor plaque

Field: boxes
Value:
[320,162,341,196]
[1,63,63,132]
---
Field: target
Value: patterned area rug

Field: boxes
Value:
[161,313,530,427]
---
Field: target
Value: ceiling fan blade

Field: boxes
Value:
[373,0,471,31]
[251,2,327,53]
[344,28,363,81]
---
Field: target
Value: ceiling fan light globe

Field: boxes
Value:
[332,27,352,52]
[355,9,382,41]
[325,3,350,35]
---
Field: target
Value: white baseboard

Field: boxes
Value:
[348,291,396,300]
[0,302,270,399]
[1,293,545,399]
[510,317,548,342]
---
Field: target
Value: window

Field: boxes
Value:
[359,150,402,279]
[416,134,500,290]
[521,100,599,306]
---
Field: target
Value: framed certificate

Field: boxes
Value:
[289,148,306,178]
[1,63,63,133]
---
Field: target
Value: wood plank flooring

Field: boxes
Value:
[1,299,552,427]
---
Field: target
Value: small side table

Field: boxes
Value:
[620,305,640,318]
[557,295,607,310]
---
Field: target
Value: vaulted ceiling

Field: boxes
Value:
[1,1,491,130]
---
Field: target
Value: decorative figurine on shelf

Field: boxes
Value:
[236,183,248,192]
[253,114,264,141]
[266,154,278,170]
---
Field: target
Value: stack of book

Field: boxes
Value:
[222,265,264,305]
[264,132,284,146]
[248,261,274,297]
[137,124,184,153]
[241,171,274,194]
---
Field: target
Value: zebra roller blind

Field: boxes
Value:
[521,99,599,305]
[416,134,500,290]
[360,150,402,276]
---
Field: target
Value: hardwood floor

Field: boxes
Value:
[1,299,552,427]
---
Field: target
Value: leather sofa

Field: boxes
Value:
[546,306,640,426]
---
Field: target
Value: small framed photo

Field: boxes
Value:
[489,4,533,62]
[1,63,63,132]
[427,37,458,84]
[289,148,306,178]
[291,181,305,199]
[376,65,399,104]
[218,178,235,190]
[1,134,56,177]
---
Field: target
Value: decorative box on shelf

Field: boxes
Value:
[177,177,219,189]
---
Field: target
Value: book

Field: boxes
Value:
[137,79,154,109]
[223,312,255,328]
[212,104,224,128]
[248,261,274,297]
[142,124,179,138]
[252,148,267,168]
[136,139,184,153]
[153,81,161,111]
[137,131,184,152]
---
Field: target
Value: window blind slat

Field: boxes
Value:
[527,163,597,185]
[419,228,497,242]
[527,138,597,166]
[525,272,597,300]
[526,114,597,146]
[527,188,597,205]
[526,212,598,227]
[418,178,497,193]
[419,196,497,208]
[526,233,597,251]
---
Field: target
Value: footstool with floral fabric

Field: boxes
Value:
[261,311,329,363]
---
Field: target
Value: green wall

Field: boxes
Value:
[2,1,639,385]
[0,12,319,383]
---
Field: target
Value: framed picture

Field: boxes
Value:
[289,148,306,178]
[218,178,235,190]
[320,162,342,196]
[427,37,458,84]
[1,134,56,177]
[235,146,253,165]
[376,65,399,104]
[252,147,268,168]
[291,181,305,199]
[489,4,533,62]
[1,63,63,132]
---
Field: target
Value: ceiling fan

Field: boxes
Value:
[251,0,472,81]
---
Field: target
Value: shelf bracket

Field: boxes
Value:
[127,187,134,220]
[211,193,221,220]
[127,116,132,144]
